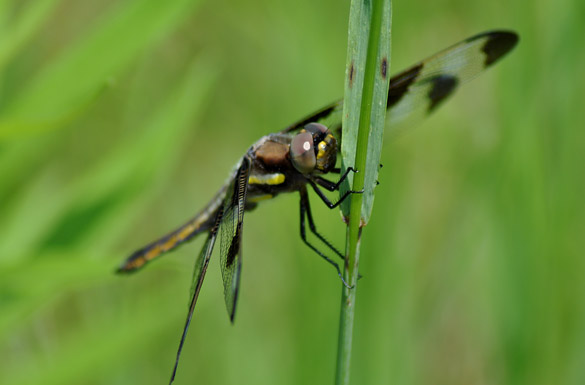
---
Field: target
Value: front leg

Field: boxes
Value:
[312,167,357,192]
[308,180,363,209]
[299,186,352,288]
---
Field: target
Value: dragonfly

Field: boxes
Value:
[117,30,518,384]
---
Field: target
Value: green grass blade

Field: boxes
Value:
[0,0,61,71]
[0,56,217,268]
[0,0,202,140]
[0,55,218,345]
[336,0,391,384]
[340,0,391,225]
[360,0,391,223]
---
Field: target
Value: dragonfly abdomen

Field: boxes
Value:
[117,187,227,273]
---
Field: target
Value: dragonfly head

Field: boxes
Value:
[290,123,337,175]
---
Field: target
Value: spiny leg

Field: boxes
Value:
[308,180,363,209]
[303,188,345,261]
[327,166,381,189]
[313,167,357,191]
[304,170,362,261]
[304,192,364,280]
[299,187,352,288]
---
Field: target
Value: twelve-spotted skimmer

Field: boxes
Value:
[118,30,518,384]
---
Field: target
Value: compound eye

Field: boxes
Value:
[304,122,329,137]
[290,132,316,174]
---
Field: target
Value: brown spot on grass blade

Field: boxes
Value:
[380,57,388,79]
[349,61,355,87]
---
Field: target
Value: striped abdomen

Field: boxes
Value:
[117,187,226,273]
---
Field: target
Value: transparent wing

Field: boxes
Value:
[385,30,518,135]
[280,30,518,139]
[280,101,343,136]
[219,156,251,322]
[168,205,224,385]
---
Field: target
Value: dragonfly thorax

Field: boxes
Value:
[290,123,337,175]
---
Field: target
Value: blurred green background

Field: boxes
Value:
[1,0,584,384]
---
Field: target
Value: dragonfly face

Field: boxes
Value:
[244,123,346,206]
[116,30,519,384]
[291,122,338,174]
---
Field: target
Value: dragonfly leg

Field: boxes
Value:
[299,187,352,288]
[308,180,363,209]
[302,191,344,261]
[312,167,357,192]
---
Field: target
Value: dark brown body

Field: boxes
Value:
[118,132,317,273]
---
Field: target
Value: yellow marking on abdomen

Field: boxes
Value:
[144,246,161,261]
[176,224,195,241]
[247,194,273,203]
[248,173,285,185]
[161,236,178,252]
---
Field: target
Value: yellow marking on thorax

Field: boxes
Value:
[248,173,285,185]
[247,194,273,203]
[317,141,327,160]
[316,134,334,160]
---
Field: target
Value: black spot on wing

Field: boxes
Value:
[225,224,241,267]
[483,32,519,66]
[387,63,423,108]
[466,31,519,67]
[426,75,458,112]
